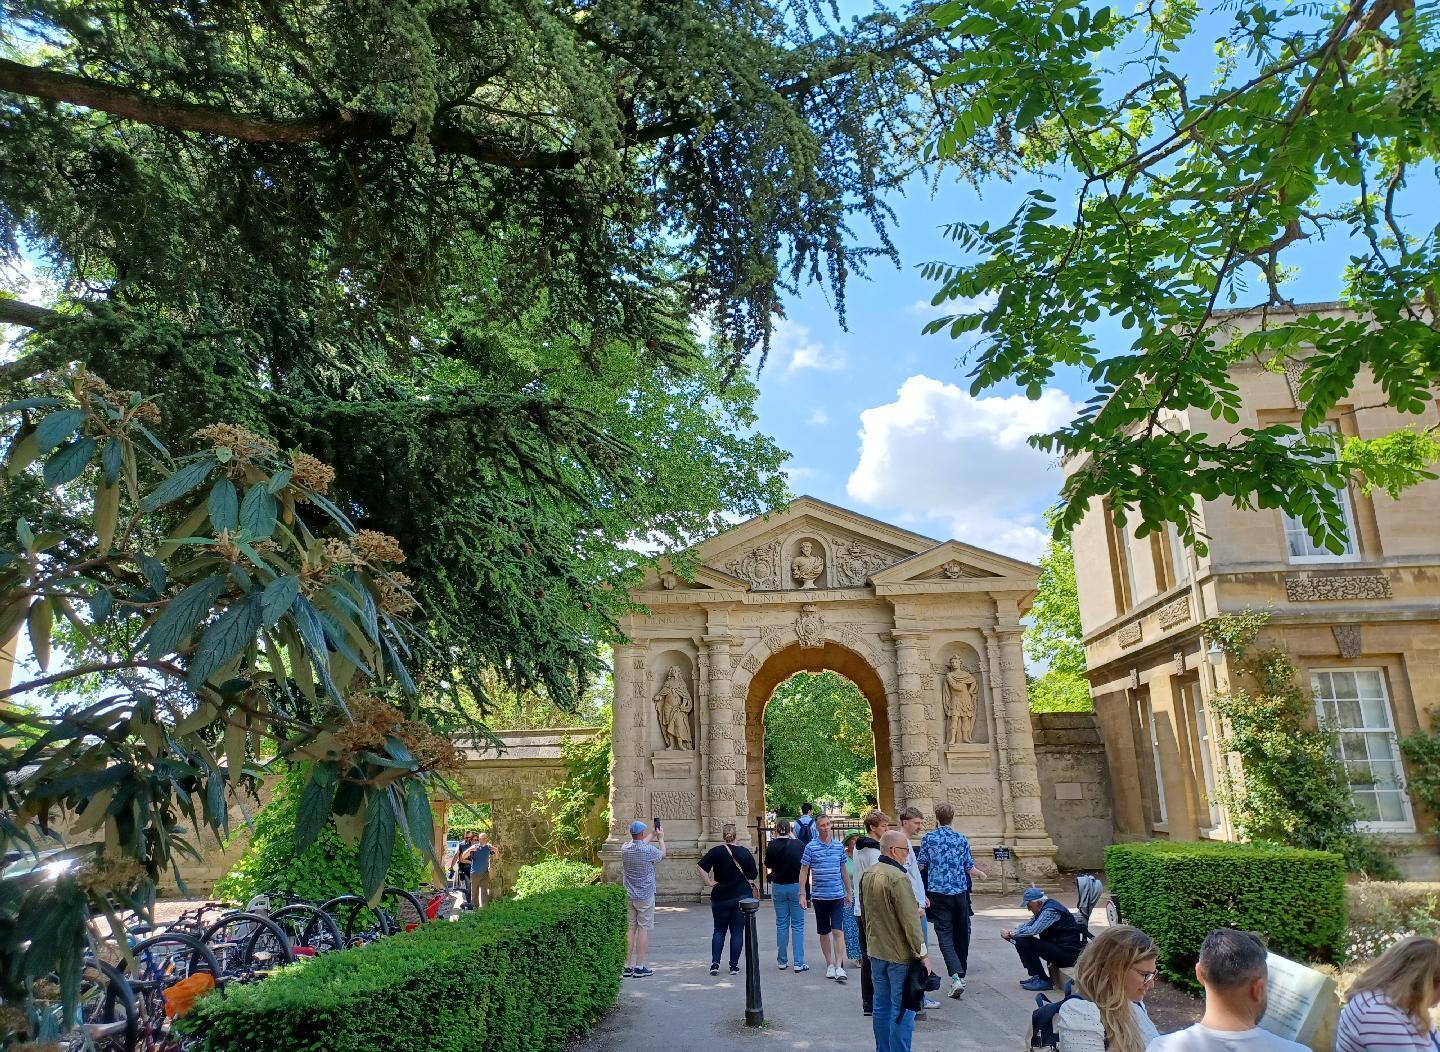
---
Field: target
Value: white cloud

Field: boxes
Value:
[845,375,1082,562]
[783,465,818,486]
[806,408,829,426]
[771,318,847,375]
[908,292,999,319]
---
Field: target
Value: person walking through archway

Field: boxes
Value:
[697,823,759,976]
[765,818,807,972]
[800,813,853,981]
[464,832,498,909]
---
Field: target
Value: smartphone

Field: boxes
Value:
[654,817,662,829]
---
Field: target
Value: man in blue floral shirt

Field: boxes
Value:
[918,802,986,999]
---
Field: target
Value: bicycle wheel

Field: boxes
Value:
[318,894,394,945]
[379,887,429,933]
[34,957,139,1052]
[269,903,343,955]
[200,912,294,981]
[123,933,221,1051]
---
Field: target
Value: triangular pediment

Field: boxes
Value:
[696,496,940,591]
[636,559,748,591]
[869,540,1039,586]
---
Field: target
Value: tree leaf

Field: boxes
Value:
[143,458,216,511]
[43,436,96,487]
[294,768,337,856]
[144,575,226,657]
[0,396,63,414]
[187,594,262,689]
[359,788,398,902]
[239,484,277,540]
[208,478,239,532]
[291,594,341,702]
[136,553,167,593]
[260,575,300,628]
[101,437,124,485]
[35,409,87,453]
[27,597,53,672]
[404,779,435,859]
[94,483,120,554]
[224,720,246,780]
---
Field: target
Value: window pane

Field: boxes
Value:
[1341,732,1368,758]
[1356,670,1385,700]
[1377,793,1407,823]
[1365,735,1396,761]
[1367,759,1401,786]
[1359,695,1388,729]
[1352,791,1381,822]
[1332,674,1358,701]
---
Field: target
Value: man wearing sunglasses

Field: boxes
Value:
[859,830,933,1052]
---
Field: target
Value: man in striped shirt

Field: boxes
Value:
[1150,929,1306,1051]
[799,813,853,982]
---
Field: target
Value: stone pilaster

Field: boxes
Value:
[608,643,645,844]
[994,625,1059,878]
[703,634,738,839]
[982,630,1015,842]
[891,631,935,817]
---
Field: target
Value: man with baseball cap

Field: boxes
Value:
[1000,886,1083,991]
[621,818,666,978]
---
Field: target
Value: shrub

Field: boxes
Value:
[1106,841,1347,988]
[214,766,430,905]
[184,885,625,1052]
[1345,881,1440,962]
[513,856,601,899]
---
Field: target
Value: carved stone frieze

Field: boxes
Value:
[927,733,941,752]
[1010,781,1042,799]
[713,753,736,771]
[731,710,746,725]
[826,536,893,586]
[721,541,782,590]
[1284,574,1392,601]
[1118,622,1143,648]
[1156,596,1192,629]
[929,765,943,784]
[1013,812,1046,832]
[1001,688,1023,708]
[707,785,735,803]
[795,604,826,648]
[1006,717,1030,741]
[947,786,1000,816]
[1333,623,1363,659]
[896,689,923,702]
[902,750,929,769]
[651,791,698,820]
[902,782,932,801]
[1282,358,1307,407]
[764,630,788,653]
[741,651,762,672]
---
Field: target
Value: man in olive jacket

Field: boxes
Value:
[859,830,933,1052]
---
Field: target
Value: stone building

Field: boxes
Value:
[1065,302,1440,877]
[600,496,1063,898]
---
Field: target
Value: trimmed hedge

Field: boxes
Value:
[1106,841,1347,988]
[184,885,625,1051]
[513,856,601,899]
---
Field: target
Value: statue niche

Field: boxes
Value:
[942,655,979,745]
[790,538,826,589]
[653,665,694,750]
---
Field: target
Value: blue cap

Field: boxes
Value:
[1021,887,1047,906]
[630,820,649,835]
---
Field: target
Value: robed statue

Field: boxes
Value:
[654,666,694,750]
[942,656,979,745]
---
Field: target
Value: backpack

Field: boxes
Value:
[1029,981,1095,1052]
[794,815,816,845]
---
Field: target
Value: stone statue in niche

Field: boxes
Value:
[791,539,825,588]
[653,666,694,750]
[942,656,979,745]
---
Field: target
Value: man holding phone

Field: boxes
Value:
[621,817,666,978]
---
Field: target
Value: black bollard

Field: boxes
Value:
[739,897,764,1027]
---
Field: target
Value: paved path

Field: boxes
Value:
[576,888,1099,1052]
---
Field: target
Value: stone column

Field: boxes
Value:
[703,634,738,840]
[891,631,935,817]
[608,642,645,845]
[993,624,1059,878]
[982,630,1016,841]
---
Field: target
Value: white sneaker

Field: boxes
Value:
[835,966,848,982]
[950,975,966,998]
[826,964,838,980]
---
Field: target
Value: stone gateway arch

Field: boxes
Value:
[601,497,1059,897]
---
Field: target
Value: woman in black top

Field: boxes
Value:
[696,822,759,976]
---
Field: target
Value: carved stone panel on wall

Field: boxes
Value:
[1333,623,1363,659]
[1156,596,1192,629]
[947,785,999,815]
[1284,574,1392,601]
[722,541,782,590]
[1013,812,1046,832]
[652,791,698,820]
[795,604,826,648]
[827,537,892,586]
[1118,622,1143,648]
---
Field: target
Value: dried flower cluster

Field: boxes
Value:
[289,451,336,496]
[376,571,418,615]
[74,856,146,896]
[193,424,277,466]
[351,530,406,565]
[335,695,460,773]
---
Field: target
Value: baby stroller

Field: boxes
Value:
[1074,873,1103,943]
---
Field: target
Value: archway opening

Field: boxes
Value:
[744,642,895,824]
[762,672,877,818]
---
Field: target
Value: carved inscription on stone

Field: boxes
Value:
[1118,622,1143,648]
[1333,624,1362,659]
[722,541,782,590]
[1284,575,1392,601]
[1157,596,1192,629]
[948,786,999,816]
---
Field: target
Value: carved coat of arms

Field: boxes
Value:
[795,604,825,648]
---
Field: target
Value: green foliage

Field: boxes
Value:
[1106,841,1347,988]
[0,379,440,1039]
[1205,612,1398,877]
[1399,717,1440,838]
[214,766,429,906]
[763,672,876,816]
[1345,882,1440,963]
[925,0,1440,551]
[512,857,602,900]
[1024,528,1092,713]
[183,885,626,1052]
[528,724,611,864]
[445,802,493,842]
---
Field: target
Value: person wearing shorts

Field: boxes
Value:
[799,813,853,982]
[621,819,666,978]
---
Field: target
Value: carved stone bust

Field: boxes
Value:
[791,539,824,588]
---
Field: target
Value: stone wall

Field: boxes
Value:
[1031,712,1114,871]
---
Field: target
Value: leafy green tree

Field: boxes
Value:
[763,672,876,817]
[214,766,430,906]
[0,378,441,1041]
[1024,529,1092,713]
[0,0,999,707]
[925,0,1440,550]
[528,722,611,864]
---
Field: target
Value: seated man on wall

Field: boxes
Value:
[1001,886,1084,991]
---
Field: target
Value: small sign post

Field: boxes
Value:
[992,845,1013,895]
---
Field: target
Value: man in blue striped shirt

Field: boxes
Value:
[799,813,853,981]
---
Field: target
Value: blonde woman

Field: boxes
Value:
[1058,925,1162,1052]
[1336,936,1440,1052]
